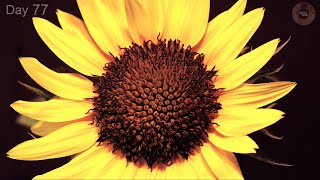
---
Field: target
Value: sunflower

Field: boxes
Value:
[7,0,296,179]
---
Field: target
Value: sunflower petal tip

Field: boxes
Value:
[19,57,34,62]
[32,17,42,23]
[10,101,19,109]
[56,9,68,17]
[32,175,44,180]
[6,147,17,157]
[56,9,61,15]
[292,82,298,87]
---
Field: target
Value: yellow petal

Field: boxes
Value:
[31,116,91,136]
[31,121,71,137]
[98,157,128,179]
[162,0,209,47]
[214,39,280,90]
[85,156,126,179]
[165,155,197,180]
[20,57,95,100]
[11,98,92,122]
[165,161,180,179]
[132,162,154,180]
[154,166,166,179]
[219,81,297,108]
[201,142,243,179]
[195,0,246,52]
[201,8,265,71]
[7,121,98,160]
[214,108,285,136]
[33,143,107,179]
[188,150,217,179]
[33,17,107,76]
[125,0,164,43]
[77,0,132,56]
[120,162,138,180]
[56,10,95,43]
[208,131,258,154]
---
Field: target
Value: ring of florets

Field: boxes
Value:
[92,38,221,168]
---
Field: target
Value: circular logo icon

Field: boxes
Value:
[292,2,316,26]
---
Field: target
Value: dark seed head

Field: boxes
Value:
[93,39,221,169]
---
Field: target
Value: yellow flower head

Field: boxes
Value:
[8,0,296,179]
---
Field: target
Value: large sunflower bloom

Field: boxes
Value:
[8,0,296,179]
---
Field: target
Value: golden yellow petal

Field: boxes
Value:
[188,150,217,179]
[77,0,132,56]
[132,162,154,180]
[214,39,280,90]
[214,108,284,136]
[99,157,128,179]
[120,162,138,180]
[7,122,98,160]
[165,161,180,179]
[33,143,107,179]
[19,57,95,100]
[30,121,70,137]
[219,81,297,109]
[201,8,265,71]
[125,0,164,43]
[154,166,166,179]
[208,131,258,154]
[56,10,94,43]
[31,116,91,136]
[33,17,107,76]
[162,0,209,47]
[85,156,125,179]
[201,142,243,179]
[195,0,246,53]
[165,155,197,180]
[177,161,198,180]
[11,98,92,122]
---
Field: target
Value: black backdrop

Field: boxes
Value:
[0,0,318,179]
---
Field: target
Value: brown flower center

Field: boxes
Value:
[93,39,221,168]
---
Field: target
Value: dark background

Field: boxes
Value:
[0,0,318,179]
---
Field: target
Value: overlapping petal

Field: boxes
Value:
[33,144,106,179]
[85,156,125,179]
[165,155,198,179]
[214,39,280,90]
[30,115,92,136]
[214,108,285,136]
[209,131,258,153]
[31,121,72,136]
[33,16,107,76]
[188,151,217,179]
[199,7,265,71]
[162,0,210,47]
[219,81,297,108]
[125,0,164,43]
[201,142,243,179]
[7,122,99,160]
[11,98,92,122]
[19,57,95,100]
[195,0,246,51]
[77,0,132,56]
